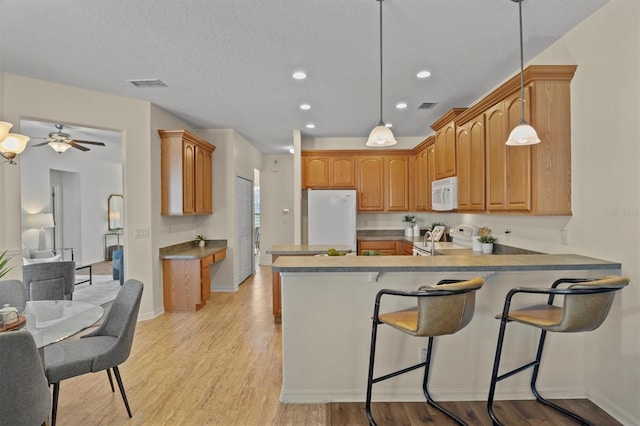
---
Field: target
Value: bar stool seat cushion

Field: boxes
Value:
[496,304,562,327]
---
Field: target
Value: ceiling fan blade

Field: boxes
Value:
[69,142,90,152]
[71,139,106,146]
[31,141,51,147]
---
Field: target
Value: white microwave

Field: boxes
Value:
[431,177,457,211]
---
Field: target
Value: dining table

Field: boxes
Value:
[23,300,104,349]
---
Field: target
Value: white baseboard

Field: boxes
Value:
[138,306,164,321]
[588,389,639,426]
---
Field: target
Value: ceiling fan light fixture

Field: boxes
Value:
[48,141,72,153]
[367,0,397,148]
[506,121,540,145]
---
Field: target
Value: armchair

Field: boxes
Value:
[23,261,76,300]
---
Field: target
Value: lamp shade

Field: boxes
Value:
[27,213,55,229]
[366,124,397,147]
[109,210,121,221]
[0,121,12,141]
[0,133,30,155]
[48,141,72,153]
[506,122,540,146]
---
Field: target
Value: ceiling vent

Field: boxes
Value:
[418,102,437,110]
[127,79,167,88]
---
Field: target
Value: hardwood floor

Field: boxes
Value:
[57,266,621,425]
[90,260,113,276]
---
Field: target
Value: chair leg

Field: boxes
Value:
[530,331,594,426]
[106,368,115,392]
[112,366,133,418]
[365,318,379,426]
[487,315,509,426]
[422,337,466,425]
[51,382,60,426]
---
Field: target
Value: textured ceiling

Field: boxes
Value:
[1,0,608,154]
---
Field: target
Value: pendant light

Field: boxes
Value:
[506,0,540,146]
[366,0,397,147]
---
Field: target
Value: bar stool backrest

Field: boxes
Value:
[555,275,629,333]
[415,277,485,336]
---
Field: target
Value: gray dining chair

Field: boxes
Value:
[23,261,76,301]
[0,279,28,310]
[0,329,52,426]
[44,279,144,426]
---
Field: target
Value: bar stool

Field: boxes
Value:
[365,277,485,426]
[487,276,629,426]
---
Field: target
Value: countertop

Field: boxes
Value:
[266,245,352,255]
[271,253,620,273]
[160,240,227,260]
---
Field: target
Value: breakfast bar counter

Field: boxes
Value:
[272,253,622,404]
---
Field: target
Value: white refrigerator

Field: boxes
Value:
[308,189,357,251]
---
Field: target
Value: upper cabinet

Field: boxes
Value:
[302,153,355,189]
[385,155,410,211]
[413,136,435,212]
[159,130,216,216]
[456,113,486,211]
[431,108,466,180]
[356,155,385,211]
[455,65,575,215]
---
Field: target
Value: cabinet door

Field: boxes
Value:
[303,156,330,188]
[385,155,409,211]
[435,121,456,179]
[415,149,427,211]
[504,90,532,211]
[329,156,355,187]
[195,146,212,214]
[457,115,485,211]
[485,103,507,211]
[183,141,196,214]
[426,144,436,210]
[356,156,384,211]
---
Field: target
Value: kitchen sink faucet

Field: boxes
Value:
[423,230,435,256]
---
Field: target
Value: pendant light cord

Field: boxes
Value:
[378,0,384,125]
[518,0,525,123]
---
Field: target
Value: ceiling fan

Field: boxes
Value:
[31,123,106,153]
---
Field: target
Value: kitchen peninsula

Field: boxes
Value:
[272,253,621,403]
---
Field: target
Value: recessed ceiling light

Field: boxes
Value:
[289,147,295,154]
[300,104,311,110]
[306,123,316,129]
[292,71,307,80]
[396,102,408,109]
[385,123,392,128]
[417,70,432,79]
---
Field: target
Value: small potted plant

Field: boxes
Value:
[478,234,497,254]
[401,215,416,237]
[195,234,206,248]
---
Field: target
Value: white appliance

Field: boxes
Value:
[308,189,357,251]
[431,176,457,211]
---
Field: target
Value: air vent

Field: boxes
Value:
[418,102,437,110]
[127,79,168,88]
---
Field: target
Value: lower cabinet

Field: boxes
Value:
[396,240,414,255]
[163,249,226,312]
[358,240,413,256]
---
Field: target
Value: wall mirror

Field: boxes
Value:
[108,194,124,231]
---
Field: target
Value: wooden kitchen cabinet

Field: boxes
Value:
[431,108,466,180]
[162,248,226,312]
[385,155,410,211]
[456,113,486,211]
[356,155,385,211]
[426,142,436,210]
[159,129,216,216]
[358,240,397,255]
[414,146,428,211]
[396,240,414,255]
[457,65,575,215]
[302,153,355,189]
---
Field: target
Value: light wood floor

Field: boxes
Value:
[57,265,621,425]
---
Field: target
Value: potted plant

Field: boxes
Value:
[478,235,497,254]
[401,215,416,237]
[0,250,13,279]
[195,235,206,248]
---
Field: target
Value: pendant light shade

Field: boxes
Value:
[506,0,540,146]
[366,0,397,147]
